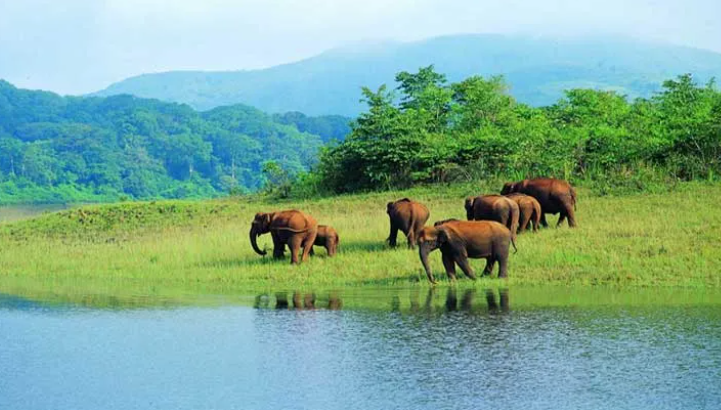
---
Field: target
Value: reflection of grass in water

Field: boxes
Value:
[2,275,720,311]
[0,182,720,292]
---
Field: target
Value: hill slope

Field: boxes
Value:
[95,34,721,116]
[0,80,348,204]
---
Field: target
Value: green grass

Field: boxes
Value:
[1,181,720,295]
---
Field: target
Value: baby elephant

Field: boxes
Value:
[310,225,339,257]
[417,220,517,284]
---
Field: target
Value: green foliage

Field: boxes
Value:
[317,68,721,193]
[261,161,293,198]
[0,82,338,204]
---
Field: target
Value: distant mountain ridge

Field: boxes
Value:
[94,34,721,116]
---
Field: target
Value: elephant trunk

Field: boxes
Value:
[250,227,267,256]
[419,243,437,284]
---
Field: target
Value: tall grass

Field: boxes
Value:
[1,181,720,292]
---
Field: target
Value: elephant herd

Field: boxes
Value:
[249,177,577,284]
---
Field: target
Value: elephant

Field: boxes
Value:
[417,219,517,284]
[309,225,339,257]
[249,210,318,264]
[501,178,577,227]
[387,198,430,249]
[503,193,542,232]
[464,195,519,241]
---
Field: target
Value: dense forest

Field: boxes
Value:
[1,67,720,205]
[311,67,720,194]
[0,80,349,204]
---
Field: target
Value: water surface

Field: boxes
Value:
[1,288,719,410]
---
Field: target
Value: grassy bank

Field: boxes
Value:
[1,181,720,291]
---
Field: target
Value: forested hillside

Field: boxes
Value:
[95,34,721,116]
[311,68,721,194]
[0,80,349,204]
[2,66,719,205]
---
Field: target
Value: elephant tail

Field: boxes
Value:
[511,235,518,254]
[271,227,311,233]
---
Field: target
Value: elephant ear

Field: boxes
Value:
[387,202,394,213]
[262,213,272,228]
[437,227,451,244]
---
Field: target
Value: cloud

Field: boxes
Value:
[0,0,718,94]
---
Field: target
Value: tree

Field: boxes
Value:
[451,75,515,132]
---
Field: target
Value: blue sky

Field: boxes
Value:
[0,0,718,94]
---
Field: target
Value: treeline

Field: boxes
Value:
[0,80,350,204]
[1,68,719,205]
[312,67,720,194]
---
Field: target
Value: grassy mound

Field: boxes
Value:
[1,182,720,290]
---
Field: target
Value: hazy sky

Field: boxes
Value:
[1,0,719,94]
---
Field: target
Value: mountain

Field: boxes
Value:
[94,34,721,116]
[0,80,348,204]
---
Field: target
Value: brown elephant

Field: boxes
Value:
[464,195,519,241]
[387,198,430,249]
[418,220,517,284]
[503,193,542,232]
[250,210,318,264]
[309,225,339,257]
[501,178,577,227]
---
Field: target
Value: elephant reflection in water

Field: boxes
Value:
[253,292,342,310]
[444,287,478,312]
[484,288,509,313]
[409,287,509,314]
[446,288,509,312]
[292,292,316,309]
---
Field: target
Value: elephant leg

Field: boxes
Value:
[327,241,336,257]
[406,229,416,250]
[271,233,285,259]
[556,213,567,228]
[288,235,303,264]
[387,224,399,247]
[301,230,317,263]
[566,204,577,228]
[309,247,315,256]
[540,213,549,228]
[519,214,530,232]
[497,254,509,278]
[456,255,477,281]
[442,252,457,281]
[482,258,496,276]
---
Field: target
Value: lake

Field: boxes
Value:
[1,287,720,410]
